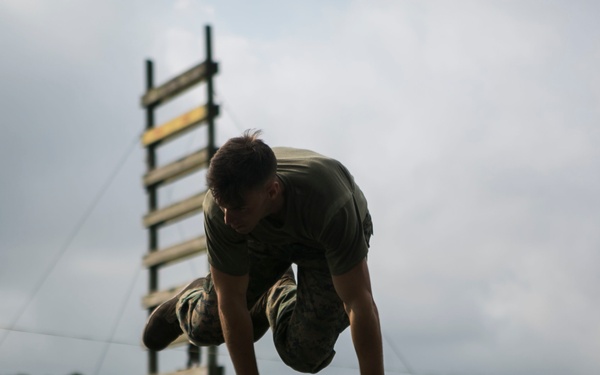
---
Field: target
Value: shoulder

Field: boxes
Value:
[203,191,249,275]
[203,191,239,238]
[273,147,352,188]
[203,190,222,220]
[274,147,359,224]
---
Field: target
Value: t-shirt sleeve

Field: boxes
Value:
[319,197,369,276]
[204,201,249,276]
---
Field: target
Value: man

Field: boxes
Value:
[143,130,384,374]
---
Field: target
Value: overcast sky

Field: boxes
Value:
[1,1,599,374]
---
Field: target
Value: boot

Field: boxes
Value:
[143,277,205,351]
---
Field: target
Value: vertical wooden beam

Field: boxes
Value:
[143,25,222,375]
[206,25,216,160]
[145,58,159,375]
[204,25,219,375]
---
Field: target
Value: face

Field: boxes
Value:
[218,186,270,234]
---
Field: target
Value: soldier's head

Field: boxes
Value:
[207,129,279,233]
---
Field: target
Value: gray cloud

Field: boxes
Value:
[2,1,599,374]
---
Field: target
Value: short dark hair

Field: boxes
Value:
[206,129,277,207]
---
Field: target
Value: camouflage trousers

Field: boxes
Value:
[176,213,373,373]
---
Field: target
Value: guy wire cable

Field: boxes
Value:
[214,89,246,133]
[92,264,143,375]
[384,331,415,375]
[0,130,143,351]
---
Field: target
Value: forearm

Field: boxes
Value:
[348,301,384,375]
[219,300,259,375]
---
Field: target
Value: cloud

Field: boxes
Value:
[175,0,215,16]
[3,1,600,374]
[148,3,600,373]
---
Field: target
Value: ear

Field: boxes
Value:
[265,177,279,199]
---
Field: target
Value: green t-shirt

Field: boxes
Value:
[204,147,370,276]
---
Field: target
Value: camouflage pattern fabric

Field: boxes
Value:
[176,213,373,373]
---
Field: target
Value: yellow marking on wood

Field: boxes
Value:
[142,106,207,146]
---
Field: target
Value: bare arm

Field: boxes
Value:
[211,265,259,375]
[332,259,384,375]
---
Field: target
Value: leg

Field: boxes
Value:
[267,212,374,373]
[176,275,224,346]
[268,255,349,373]
[178,242,293,347]
[143,278,206,351]
[177,272,282,346]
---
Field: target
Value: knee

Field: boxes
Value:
[178,289,224,346]
[275,339,335,373]
[187,326,224,347]
[185,307,224,346]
